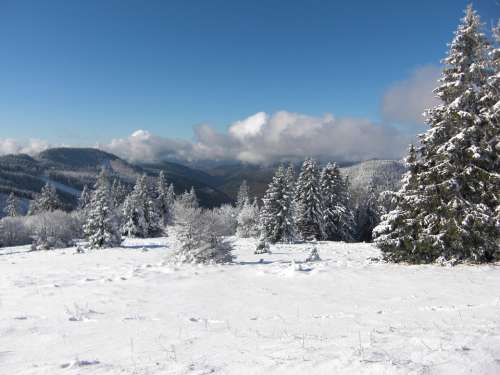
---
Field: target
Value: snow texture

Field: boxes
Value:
[1,235,499,374]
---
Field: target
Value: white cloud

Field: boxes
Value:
[0,138,51,156]
[102,129,194,163]
[229,112,268,140]
[381,65,441,126]
[103,111,412,164]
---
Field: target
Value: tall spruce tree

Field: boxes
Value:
[236,180,250,209]
[482,22,500,232]
[4,192,20,217]
[339,176,356,242]
[111,178,128,208]
[260,165,297,243]
[374,6,499,263]
[320,162,354,241]
[83,169,121,249]
[78,185,91,211]
[157,171,175,226]
[355,183,381,242]
[294,158,325,241]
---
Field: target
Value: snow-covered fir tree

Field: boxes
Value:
[355,183,381,242]
[236,199,260,238]
[121,174,162,238]
[294,158,325,241]
[121,193,145,237]
[111,178,128,208]
[374,6,499,263]
[236,180,250,209]
[28,182,60,215]
[373,145,425,261]
[4,192,20,217]
[480,21,500,230]
[320,162,355,241]
[173,195,202,252]
[177,187,199,209]
[83,169,121,249]
[260,165,297,243]
[78,185,91,211]
[157,171,175,226]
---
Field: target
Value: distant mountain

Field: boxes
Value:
[0,148,405,215]
[0,148,232,214]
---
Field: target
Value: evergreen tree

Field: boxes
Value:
[236,180,250,209]
[480,20,500,231]
[111,178,128,208]
[374,6,499,263]
[294,158,325,241]
[338,176,356,242]
[260,165,297,243]
[78,185,91,211]
[320,162,354,241]
[157,171,175,226]
[29,182,60,215]
[355,183,381,242]
[177,187,199,210]
[83,169,121,249]
[373,145,425,261]
[121,193,145,238]
[4,192,20,217]
[121,175,162,238]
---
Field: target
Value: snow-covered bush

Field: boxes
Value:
[27,211,77,250]
[0,217,31,247]
[212,204,238,236]
[172,200,233,264]
[68,210,86,239]
[237,200,260,238]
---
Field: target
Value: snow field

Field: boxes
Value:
[1,236,499,374]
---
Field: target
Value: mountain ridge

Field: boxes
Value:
[0,147,405,214]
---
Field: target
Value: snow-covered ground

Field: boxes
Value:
[1,236,499,375]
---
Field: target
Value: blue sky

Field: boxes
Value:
[0,0,498,155]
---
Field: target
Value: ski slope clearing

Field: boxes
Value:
[1,237,499,374]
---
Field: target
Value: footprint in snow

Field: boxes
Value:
[60,359,100,369]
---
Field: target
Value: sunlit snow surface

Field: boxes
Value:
[1,235,499,374]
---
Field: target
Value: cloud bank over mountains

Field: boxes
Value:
[103,112,410,164]
[0,138,51,157]
[0,66,440,164]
